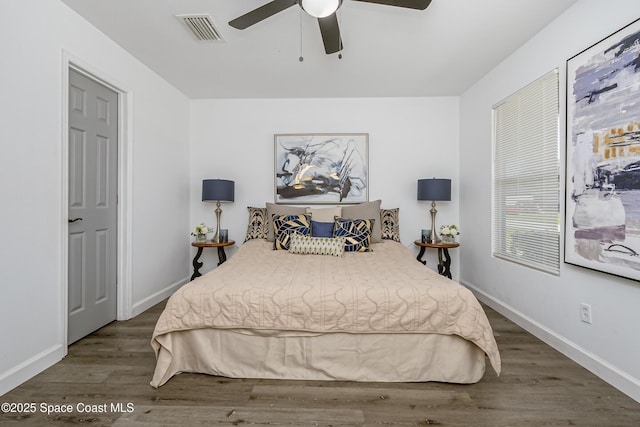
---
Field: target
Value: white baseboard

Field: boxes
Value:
[0,344,65,397]
[462,279,640,404]
[130,277,189,318]
[1,278,187,397]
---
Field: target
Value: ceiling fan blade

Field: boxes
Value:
[318,14,343,54]
[352,0,432,10]
[229,0,298,30]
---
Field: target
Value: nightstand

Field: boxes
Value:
[191,240,235,281]
[414,240,460,279]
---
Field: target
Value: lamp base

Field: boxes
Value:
[214,201,222,243]
[429,201,439,244]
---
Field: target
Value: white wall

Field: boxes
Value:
[11,0,636,403]
[460,0,640,402]
[0,0,190,395]
[189,97,460,275]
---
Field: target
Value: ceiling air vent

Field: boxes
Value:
[177,14,224,42]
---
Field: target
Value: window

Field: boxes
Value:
[492,69,560,274]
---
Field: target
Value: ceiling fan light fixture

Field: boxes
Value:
[300,0,342,18]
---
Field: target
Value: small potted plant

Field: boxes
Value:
[191,223,210,242]
[439,224,459,243]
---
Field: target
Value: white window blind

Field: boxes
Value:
[492,69,560,274]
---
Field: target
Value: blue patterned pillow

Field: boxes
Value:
[332,217,374,252]
[273,214,311,250]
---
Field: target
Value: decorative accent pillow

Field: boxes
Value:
[266,203,307,242]
[332,217,374,252]
[311,220,334,238]
[288,234,346,257]
[342,199,382,243]
[244,207,269,242]
[380,208,400,242]
[273,214,312,250]
[306,206,342,222]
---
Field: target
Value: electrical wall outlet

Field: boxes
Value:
[580,303,592,324]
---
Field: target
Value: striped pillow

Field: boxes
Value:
[380,208,400,242]
[288,234,346,257]
[244,207,268,242]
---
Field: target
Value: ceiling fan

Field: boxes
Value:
[228,0,432,55]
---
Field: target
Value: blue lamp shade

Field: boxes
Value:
[417,178,451,201]
[202,179,235,202]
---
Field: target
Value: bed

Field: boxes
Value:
[150,205,500,387]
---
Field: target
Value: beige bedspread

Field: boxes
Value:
[152,239,501,375]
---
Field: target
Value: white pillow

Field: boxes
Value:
[305,206,342,222]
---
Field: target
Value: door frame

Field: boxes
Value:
[60,51,133,350]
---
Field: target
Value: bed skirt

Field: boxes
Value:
[150,329,486,388]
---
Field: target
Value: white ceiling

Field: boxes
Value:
[61,0,577,99]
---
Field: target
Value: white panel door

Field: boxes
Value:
[68,69,118,344]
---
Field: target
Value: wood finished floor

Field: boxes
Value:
[2,302,639,426]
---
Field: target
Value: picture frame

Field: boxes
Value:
[565,18,640,281]
[274,133,369,205]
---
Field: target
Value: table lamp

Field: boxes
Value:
[417,178,451,244]
[202,179,234,243]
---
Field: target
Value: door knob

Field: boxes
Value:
[68,218,83,223]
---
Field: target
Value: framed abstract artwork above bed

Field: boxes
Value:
[274,133,368,204]
[565,18,640,281]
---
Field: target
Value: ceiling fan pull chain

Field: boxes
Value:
[299,7,304,62]
[337,6,342,59]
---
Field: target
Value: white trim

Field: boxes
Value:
[60,57,70,354]
[61,50,134,355]
[0,345,65,396]
[462,279,640,404]
[131,277,189,318]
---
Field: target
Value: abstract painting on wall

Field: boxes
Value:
[274,133,368,204]
[565,18,640,280]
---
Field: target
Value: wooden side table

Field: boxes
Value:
[191,240,235,281]
[414,240,460,279]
